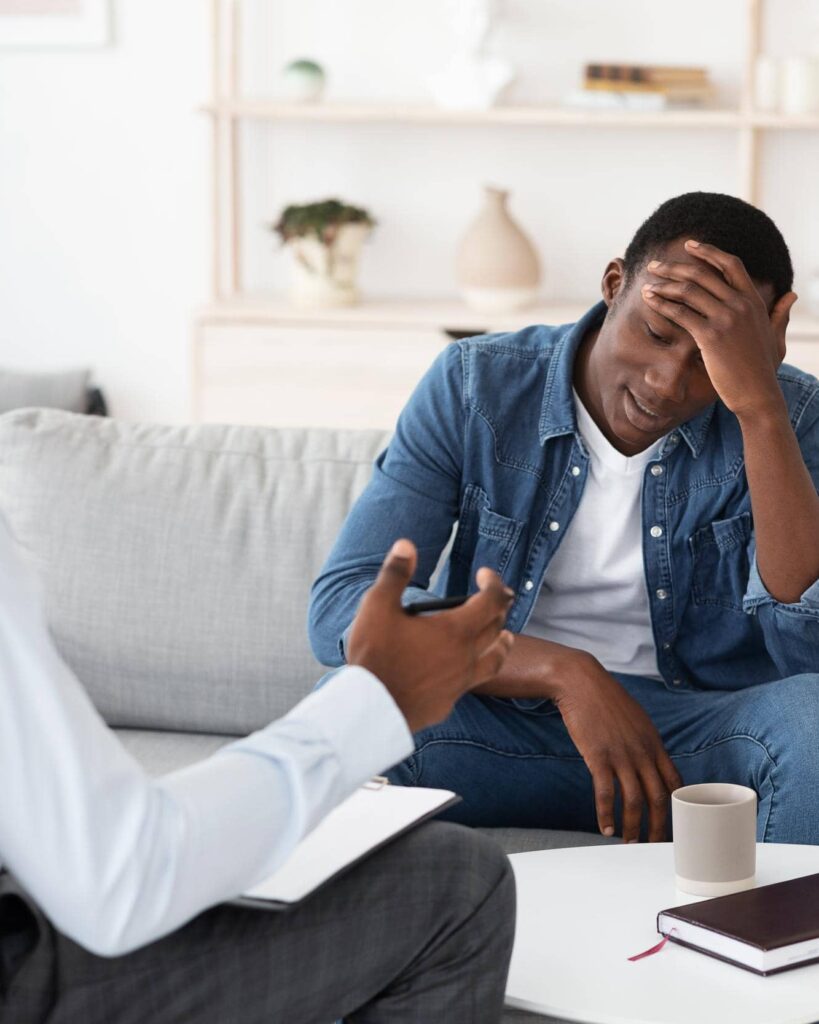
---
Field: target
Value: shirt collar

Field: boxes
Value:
[538,299,716,458]
[538,301,607,445]
[675,404,716,458]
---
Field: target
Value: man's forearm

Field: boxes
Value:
[739,396,819,604]
[472,634,578,700]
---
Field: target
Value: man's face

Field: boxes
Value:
[574,237,776,456]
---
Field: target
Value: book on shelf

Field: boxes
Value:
[657,872,819,976]
[585,63,709,84]
[580,63,713,107]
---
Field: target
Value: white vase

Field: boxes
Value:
[754,55,780,112]
[780,56,819,114]
[286,223,370,308]
[456,186,541,313]
[428,0,514,111]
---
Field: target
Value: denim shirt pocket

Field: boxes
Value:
[689,512,752,613]
[452,483,524,579]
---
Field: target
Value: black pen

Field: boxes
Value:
[404,595,469,616]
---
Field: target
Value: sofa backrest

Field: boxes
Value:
[0,409,389,734]
[0,367,92,414]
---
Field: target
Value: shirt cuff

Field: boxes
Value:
[743,552,819,613]
[292,665,414,784]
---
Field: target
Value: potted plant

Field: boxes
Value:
[272,199,376,308]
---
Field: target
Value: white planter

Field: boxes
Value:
[286,223,371,308]
[282,63,326,103]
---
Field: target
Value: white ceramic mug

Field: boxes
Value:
[672,783,757,897]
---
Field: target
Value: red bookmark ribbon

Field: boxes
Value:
[628,928,677,962]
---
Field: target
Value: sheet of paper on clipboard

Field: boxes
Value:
[236,781,460,910]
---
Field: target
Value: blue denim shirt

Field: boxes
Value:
[309,301,819,692]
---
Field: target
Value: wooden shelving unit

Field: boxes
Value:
[195,0,819,429]
[204,0,819,302]
[203,98,745,128]
[202,98,819,131]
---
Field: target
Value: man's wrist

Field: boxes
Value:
[519,642,596,702]
[734,389,789,430]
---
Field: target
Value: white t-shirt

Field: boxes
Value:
[524,390,664,679]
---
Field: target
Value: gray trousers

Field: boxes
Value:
[0,822,515,1024]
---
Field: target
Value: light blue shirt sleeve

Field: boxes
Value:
[309,342,466,665]
[0,518,412,957]
[742,543,819,677]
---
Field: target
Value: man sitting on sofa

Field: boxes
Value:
[0,522,517,1024]
[309,191,819,846]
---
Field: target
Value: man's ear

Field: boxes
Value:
[601,258,627,309]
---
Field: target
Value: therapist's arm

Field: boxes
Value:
[0,531,512,957]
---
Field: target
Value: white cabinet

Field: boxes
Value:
[193,312,819,431]
[195,322,447,429]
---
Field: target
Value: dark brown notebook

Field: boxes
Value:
[657,872,819,976]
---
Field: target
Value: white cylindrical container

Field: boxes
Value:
[780,56,819,114]
[672,784,757,897]
[805,271,819,318]
[754,55,779,112]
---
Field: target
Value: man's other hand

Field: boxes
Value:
[347,539,515,733]
[550,651,683,842]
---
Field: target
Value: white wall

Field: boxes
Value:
[1,1,817,422]
[0,0,209,421]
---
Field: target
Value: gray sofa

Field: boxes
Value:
[0,408,612,1023]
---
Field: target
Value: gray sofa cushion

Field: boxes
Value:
[0,409,389,733]
[117,728,231,775]
[0,367,91,414]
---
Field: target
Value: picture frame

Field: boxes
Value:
[0,0,109,48]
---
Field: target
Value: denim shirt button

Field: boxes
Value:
[663,642,672,650]
[650,464,663,476]
[549,521,560,532]
[656,588,668,600]
[571,466,581,477]
[672,678,682,686]
[669,434,680,444]
[650,525,663,538]
[524,579,535,592]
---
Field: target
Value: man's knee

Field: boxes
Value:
[405,823,515,923]
[757,674,819,755]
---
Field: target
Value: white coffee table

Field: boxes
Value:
[505,843,819,1024]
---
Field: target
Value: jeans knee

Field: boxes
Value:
[425,824,514,921]
[769,675,819,749]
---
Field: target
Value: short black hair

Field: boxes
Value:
[623,192,793,298]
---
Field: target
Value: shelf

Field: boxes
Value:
[203,99,819,130]
[203,99,744,129]
[197,295,819,340]
[749,112,819,129]
[198,295,588,333]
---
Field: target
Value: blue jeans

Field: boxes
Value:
[383,673,819,843]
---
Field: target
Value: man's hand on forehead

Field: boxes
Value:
[639,239,798,418]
